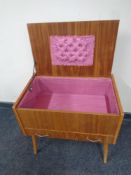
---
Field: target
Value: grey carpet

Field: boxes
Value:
[0,106,131,175]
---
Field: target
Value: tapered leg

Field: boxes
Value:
[32,135,37,157]
[103,143,109,163]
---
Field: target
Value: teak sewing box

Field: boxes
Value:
[13,20,124,163]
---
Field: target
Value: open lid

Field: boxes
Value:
[27,20,119,77]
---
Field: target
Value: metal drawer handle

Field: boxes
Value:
[35,134,49,138]
[35,135,100,142]
[86,136,101,143]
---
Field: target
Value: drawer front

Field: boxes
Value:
[25,128,114,144]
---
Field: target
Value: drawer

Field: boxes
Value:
[25,128,114,144]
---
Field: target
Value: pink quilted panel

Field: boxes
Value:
[50,35,95,66]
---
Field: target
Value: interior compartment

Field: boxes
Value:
[18,76,119,114]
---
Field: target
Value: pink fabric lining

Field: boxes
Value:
[50,35,95,66]
[19,76,119,114]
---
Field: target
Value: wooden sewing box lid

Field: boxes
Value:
[27,20,119,77]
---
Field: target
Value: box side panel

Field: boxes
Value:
[111,74,124,143]
[12,75,35,135]
[111,74,124,115]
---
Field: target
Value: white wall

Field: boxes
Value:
[0,0,131,112]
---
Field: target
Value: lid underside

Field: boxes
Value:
[27,20,119,77]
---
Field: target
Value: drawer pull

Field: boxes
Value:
[86,136,101,143]
[35,134,49,138]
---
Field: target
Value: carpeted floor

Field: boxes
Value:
[0,106,131,175]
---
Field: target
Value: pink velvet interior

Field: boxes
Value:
[19,76,119,114]
[50,35,95,66]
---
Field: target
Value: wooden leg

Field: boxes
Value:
[32,135,38,158]
[103,143,108,163]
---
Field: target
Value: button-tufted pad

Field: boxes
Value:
[50,35,95,66]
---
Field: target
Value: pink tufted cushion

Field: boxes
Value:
[50,35,95,66]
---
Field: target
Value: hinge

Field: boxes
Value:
[29,59,37,92]
[33,59,37,76]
